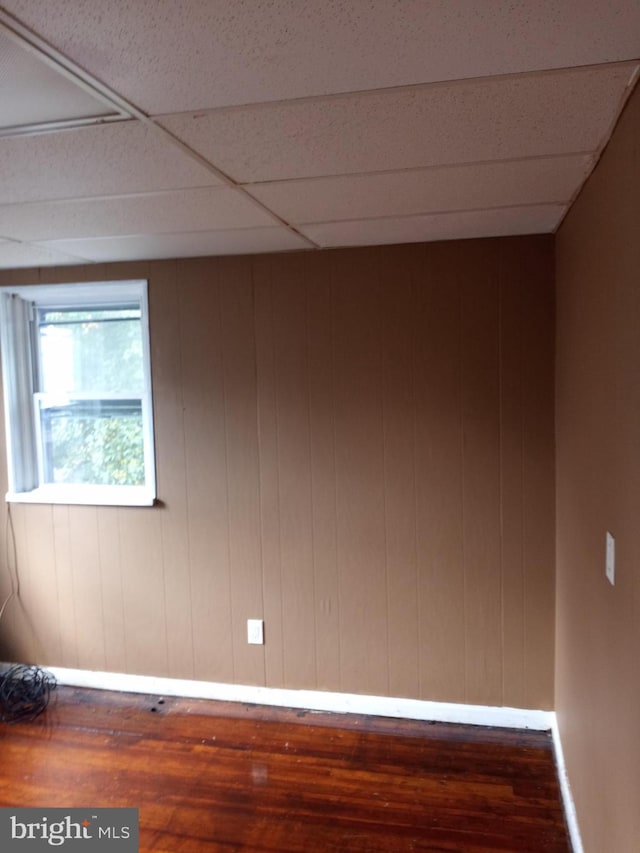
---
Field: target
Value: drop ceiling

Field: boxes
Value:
[0,1,638,269]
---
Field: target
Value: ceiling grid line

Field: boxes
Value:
[150,58,640,121]
[0,1,638,267]
[0,6,319,250]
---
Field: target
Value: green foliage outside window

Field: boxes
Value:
[45,411,145,486]
[38,307,146,487]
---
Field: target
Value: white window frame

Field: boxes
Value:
[0,280,156,507]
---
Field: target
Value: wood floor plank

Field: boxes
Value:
[0,687,570,852]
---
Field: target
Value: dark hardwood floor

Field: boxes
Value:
[0,686,570,852]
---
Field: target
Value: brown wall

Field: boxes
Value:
[0,236,555,709]
[555,86,640,851]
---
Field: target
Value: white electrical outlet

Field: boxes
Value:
[606,531,615,586]
[247,619,264,644]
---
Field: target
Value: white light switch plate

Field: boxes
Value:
[606,532,615,586]
[247,619,264,644]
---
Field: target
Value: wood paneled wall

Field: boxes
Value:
[0,236,555,709]
[555,85,640,852]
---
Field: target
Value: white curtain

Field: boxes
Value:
[0,293,38,492]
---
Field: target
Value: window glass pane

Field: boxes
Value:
[38,307,144,394]
[38,398,145,486]
[1,280,156,503]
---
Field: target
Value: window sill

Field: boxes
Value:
[6,485,156,507]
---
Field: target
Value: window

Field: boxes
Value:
[0,280,156,506]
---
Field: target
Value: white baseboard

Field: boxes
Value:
[45,665,553,730]
[551,716,584,853]
[4,663,581,849]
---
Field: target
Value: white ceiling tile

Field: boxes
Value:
[0,239,91,268]
[0,121,221,205]
[161,65,637,183]
[0,30,118,130]
[0,188,275,242]
[3,1,639,112]
[248,156,592,223]
[300,206,566,248]
[0,2,636,260]
[35,228,310,263]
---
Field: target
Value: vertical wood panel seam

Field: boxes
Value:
[304,268,319,689]
[116,510,126,673]
[53,506,78,664]
[252,259,268,678]
[249,261,267,642]
[93,507,108,671]
[329,263,343,691]
[177,265,197,677]
[3,505,18,662]
[218,274,236,683]
[44,504,62,663]
[46,506,58,661]
[21,507,39,662]
[520,269,527,701]
[9,509,23,660]
[97,509,123,673]
[459,280,468,703]
[498,247,506,708]
[163,260,193,677]
[98,508,108,670]
[270,274,285,685]
[381,271,391,697]
[253,258,283,687]
[149,262,170,678]
[174,261,196,678]
[411,268,421,698]
[69,509,95,669]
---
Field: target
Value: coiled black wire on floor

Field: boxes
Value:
[0,664,56,723]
